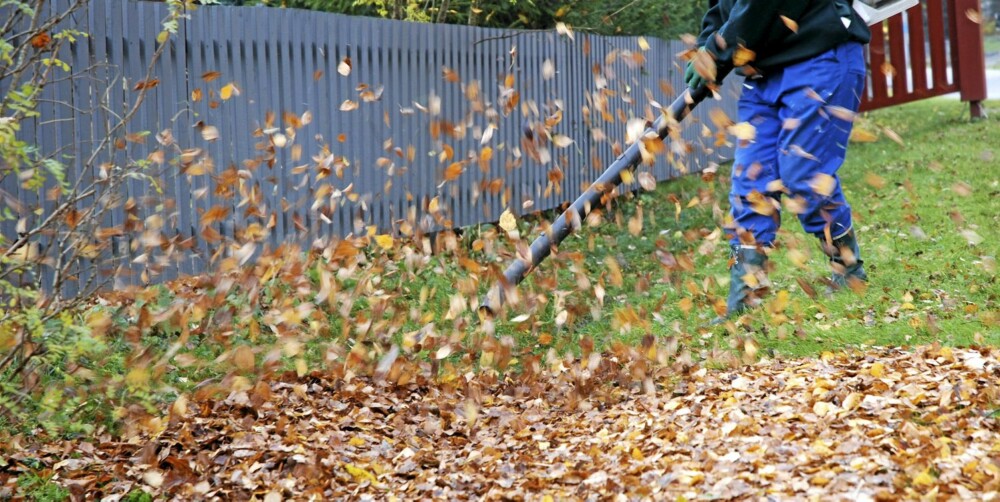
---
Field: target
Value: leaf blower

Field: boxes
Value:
[477,85,712,321]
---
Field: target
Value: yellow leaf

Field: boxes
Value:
[842,392,863,410]
[870,362,886,378]
[732,45,756,66]
[374,234,393,250]
[348,436,366,447]
[913,468,936,487]
[810,475,831,486]
[637,37,650,51]
[220,82,240,100]
[631,447,645,461]
[344,463,377,484]
[851,128,878,143]
[126,367,150,388]
[499,209,517,233]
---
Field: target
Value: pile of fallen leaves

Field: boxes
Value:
[4,344,998,499]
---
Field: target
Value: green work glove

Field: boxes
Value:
[684,47,710,90]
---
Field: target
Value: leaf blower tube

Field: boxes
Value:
[478,85,712,321]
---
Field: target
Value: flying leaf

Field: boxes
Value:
[555,22,574,41]
[442,66,460,83]
[638,172,656,191]
[340,100,358,111]
[481,125,495,145]
[732,45,756,66]
[444,162,464,181]
[729,122,756,141]
[780,15,799,32]
[810,173,836,196]
[851,128,878,142]
[552,135,574,148]
[201,125,219,142]
[133,79,159,91]
[542,59,556,80]
[374,234,393,250]
[498,209,517,233]
[220,83,240,100]
[338,57,352,76]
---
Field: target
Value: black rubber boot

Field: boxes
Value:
[710,245,770,324]
[727,245,770,315]
[822,230,868,292]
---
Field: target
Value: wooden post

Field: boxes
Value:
[951,0,988,118]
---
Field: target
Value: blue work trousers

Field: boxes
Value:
[728,42,866,247]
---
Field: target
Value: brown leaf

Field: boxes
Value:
[133,79,159,91]
[30,31,51,49]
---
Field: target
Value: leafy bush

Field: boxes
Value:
[0,0,198,436]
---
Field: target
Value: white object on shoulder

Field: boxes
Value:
[852,0,920,26]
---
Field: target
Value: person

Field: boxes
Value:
[684,0,872,319]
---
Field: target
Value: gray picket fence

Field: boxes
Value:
[5,0,737,287]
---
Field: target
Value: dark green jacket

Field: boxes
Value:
[696,0,871,78]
